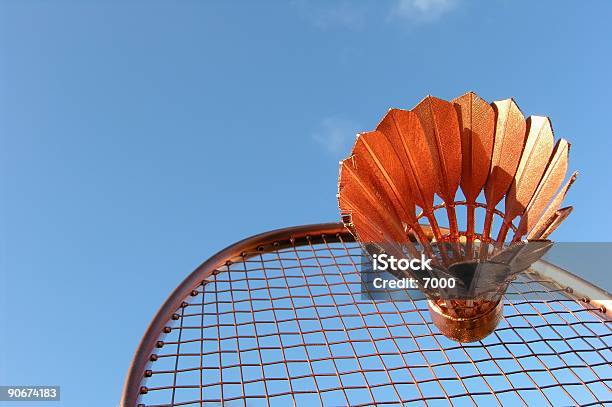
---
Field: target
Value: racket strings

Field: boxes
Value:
[137,234,611,407]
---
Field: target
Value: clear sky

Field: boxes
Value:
[1,1,611,406]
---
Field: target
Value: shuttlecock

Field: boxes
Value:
[338,92,576,342]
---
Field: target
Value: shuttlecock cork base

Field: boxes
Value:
[428,298,504,343]
[338,92,575,342]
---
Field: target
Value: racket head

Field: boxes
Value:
[122,223,611,407]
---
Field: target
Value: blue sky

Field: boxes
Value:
[0,1,611,406]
